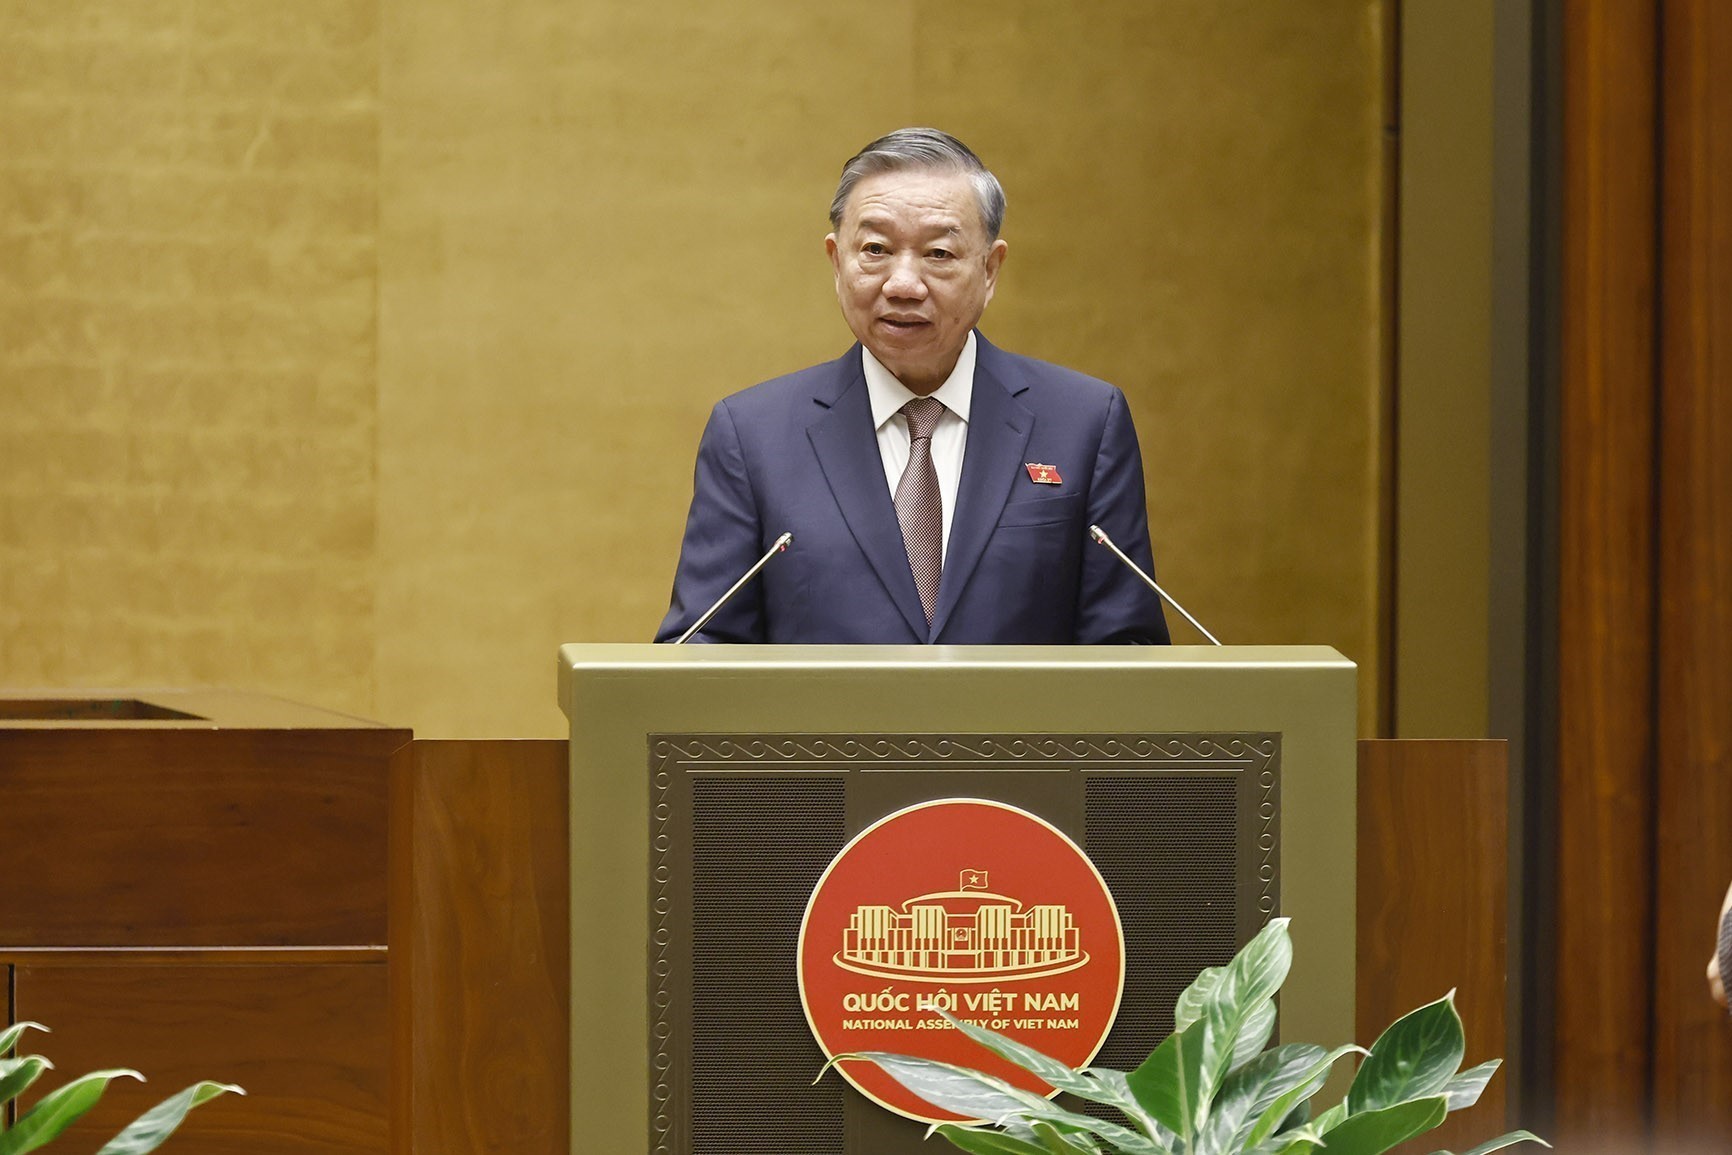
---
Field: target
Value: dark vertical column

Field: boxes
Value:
[1377,0,1401,739]
[1651,0,1732,1143]
[1554,0,1660,1146]
[1522,0,1566,1127]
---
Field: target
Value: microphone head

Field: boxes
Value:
[1088,524,1110,545]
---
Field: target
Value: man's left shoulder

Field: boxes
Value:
[978,335,1124,408]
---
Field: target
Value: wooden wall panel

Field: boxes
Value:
[1651,0,1732,1143]
[1358,739,1508,1153]
[396,740,568,1155]
[0,729,400,946]
[1555,0,1659,1142]
[12,962,388,1154]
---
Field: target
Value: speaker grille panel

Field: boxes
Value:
[1084,774,1241,1072]
[690,776,846,1153]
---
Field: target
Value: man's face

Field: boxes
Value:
[826,169,1008,395]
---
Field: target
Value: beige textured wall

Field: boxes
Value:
[2,1,1385,739]
[1,0,379,707]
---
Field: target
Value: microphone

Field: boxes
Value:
[674,531,793,645]
[1088,524,1222,646]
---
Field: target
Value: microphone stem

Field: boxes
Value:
[1088,525,1222,646]
[674,532,793,645]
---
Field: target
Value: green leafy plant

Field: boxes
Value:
[836,918,1546,1155]
[0,1022,242,1154]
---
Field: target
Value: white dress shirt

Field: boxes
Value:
[861,332,975,564]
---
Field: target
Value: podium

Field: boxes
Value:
[559,644,1357,1155]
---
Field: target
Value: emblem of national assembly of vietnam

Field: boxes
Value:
[834,866,1092,983]
[798,799,1126,1124]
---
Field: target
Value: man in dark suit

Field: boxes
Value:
[657,128,1170,645]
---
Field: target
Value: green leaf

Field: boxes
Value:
[0,1024,47,1060]
[1228,919,1294,1008]
[1240,1045,1365,1150]
[1232,1000,1279,1071]
[1440,1059,1500,1110]
[1349,993,1465,1114]
[1460,1130,1551,1155]
[943,1091,1165,1155]
[1311,1101,1348,1132]
[1198,1044,1326,1155]
[1036,1113,1164,1154]
[840,1052,1046,1122]
[1175,965,1228,1033]
[1250,1121,1331,1155]
[1084,1067,1176,1144]
[94,1081,245,1155]
[1030,1119,1102,1153]
[1198,922,1295,1097]
[1176,919,1292,1033]
[0,1058,54,1112]
[842,1052,1163,1153]
[1302,1095,1449,1155]
[931,1124,1054,1155]
[941,1012,1113,1104]
[1277,1097,1312,1134]
[1125,1017,1208,1143]
[0,1069,142,1155]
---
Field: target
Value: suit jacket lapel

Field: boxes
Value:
[931,334,1033,639]
[806,347,931,639]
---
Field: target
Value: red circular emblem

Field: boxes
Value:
[798,798,1125,1123]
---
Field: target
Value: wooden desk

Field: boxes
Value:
[1,690,407,1154]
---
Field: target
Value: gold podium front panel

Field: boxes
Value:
[559,644,1356,1155]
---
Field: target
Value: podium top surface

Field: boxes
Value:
[558,644,1354,727]
[559,642,1351,673]
[0,688,394,730]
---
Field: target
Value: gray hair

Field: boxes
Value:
[829,127,1007,240]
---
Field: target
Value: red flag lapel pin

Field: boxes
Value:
[1025,462,1062,485]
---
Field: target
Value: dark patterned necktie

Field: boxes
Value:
[895,397,945,625]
